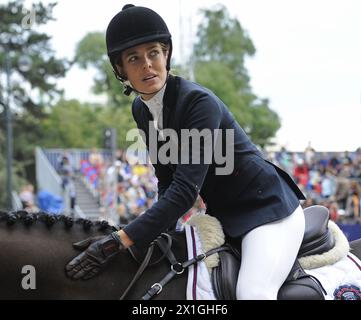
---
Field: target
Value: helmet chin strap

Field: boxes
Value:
[123,73,169,97]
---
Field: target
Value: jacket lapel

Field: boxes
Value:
[139,75,178,131]
[162,75,179,130]
[138,76,179,167]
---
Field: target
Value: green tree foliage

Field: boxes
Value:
[194,5,255,88]
[73,31,137,148]
[0,0,68,116]
[193,5,281,147]
[0,151,27,209]
[40,99,101,148]
[39,99,136,149]
[0,0,69,207]
[248,99,281,147]
[38,32,136,150]
[194,61,252,127]
[74,32,133,108]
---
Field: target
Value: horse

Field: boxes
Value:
[0,208,361,300]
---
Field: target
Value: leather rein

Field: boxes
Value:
[119,233,229,300]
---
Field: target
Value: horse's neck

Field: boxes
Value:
[0,219,188,299]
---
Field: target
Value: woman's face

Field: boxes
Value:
[118,42,168,100]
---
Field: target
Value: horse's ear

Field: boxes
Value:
[73,236,104,250]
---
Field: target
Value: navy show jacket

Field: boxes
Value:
[123,75,305,248]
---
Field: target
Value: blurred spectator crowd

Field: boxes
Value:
[268,146,361,224]
[79,149,205,225]
[38,145,361,226]
[81,146,361,226]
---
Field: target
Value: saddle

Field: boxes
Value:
[211,205,331,300]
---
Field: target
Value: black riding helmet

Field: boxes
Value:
[106,4,172,83]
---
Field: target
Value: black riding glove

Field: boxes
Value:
[65,231,124,280]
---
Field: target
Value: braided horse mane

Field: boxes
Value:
[0,210,115,232]
[0,210,188,300]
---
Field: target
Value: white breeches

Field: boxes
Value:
[236,205,305,300]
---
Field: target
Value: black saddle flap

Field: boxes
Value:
[299,205,335,257]
[278,260,325,300]
[303,205,329,244]
[211,246,240,300]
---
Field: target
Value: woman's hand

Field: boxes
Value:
[65,231,125,280]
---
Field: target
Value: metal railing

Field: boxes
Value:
[35,147,85,218]
[42,148,112,172]
[11,191,23,211]
[43,147,112,202]
[36,147,63,196]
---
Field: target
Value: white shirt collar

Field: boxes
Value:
[140,84,167,131]
[140,84,166,111]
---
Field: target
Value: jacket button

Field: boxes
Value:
[257,189,263,195]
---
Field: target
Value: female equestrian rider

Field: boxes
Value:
[66,4,306,300]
